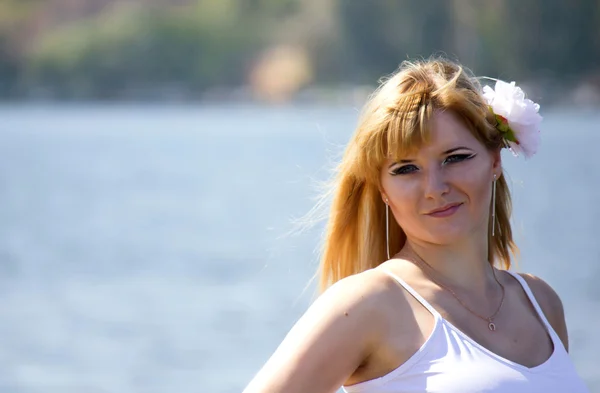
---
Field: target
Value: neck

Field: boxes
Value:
[399,235,497,292]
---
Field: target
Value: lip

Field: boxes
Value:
[426,203,463,217]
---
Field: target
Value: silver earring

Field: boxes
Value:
[491,174,497,237]
[385,199,390,259]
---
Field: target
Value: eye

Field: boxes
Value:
[443,153,476,165]
[391,164,418,175]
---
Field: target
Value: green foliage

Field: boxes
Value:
[0,0,598,99]
[337,0,454,82]
[337,0,600,84]
[25,1,270,98]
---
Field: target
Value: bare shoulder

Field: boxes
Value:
[243,269,399,393]
[517,272,569,351]
[298,268,408,348]
[517,273,564,317]
[324,267,403,309]
[309,268,403,329]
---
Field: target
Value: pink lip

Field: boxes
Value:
[426,203,462,217]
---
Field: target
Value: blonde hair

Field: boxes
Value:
[318,58,517,292]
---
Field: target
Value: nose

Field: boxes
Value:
[423,167,450,199]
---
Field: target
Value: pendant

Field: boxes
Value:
[488,321,496,331]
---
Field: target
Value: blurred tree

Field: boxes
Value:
[25,1,271,99]
[506,0,600,79]
[0,0,44,98]
[0,0,598,100]
[0,34,21,98]
[337,0,453,82]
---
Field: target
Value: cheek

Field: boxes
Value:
[383,178,421,223]
[456,167,492,209]
[383,176,416,203]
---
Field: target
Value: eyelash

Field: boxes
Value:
[391,153,476,175]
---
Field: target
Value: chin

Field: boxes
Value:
[422,226,473,245]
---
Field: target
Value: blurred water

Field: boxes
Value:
[0,104,598,392]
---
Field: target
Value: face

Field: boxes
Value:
[380,110,501,245]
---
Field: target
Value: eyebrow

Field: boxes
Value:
[388,146,474,168]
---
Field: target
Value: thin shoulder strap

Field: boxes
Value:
[505,270,553,330]
[379,268,442,319]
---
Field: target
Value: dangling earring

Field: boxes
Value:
[385,198,390,259]
[491,174,497,237]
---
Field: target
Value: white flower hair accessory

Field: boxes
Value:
[482,80,542,159]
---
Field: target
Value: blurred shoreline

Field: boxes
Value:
[6,80,600,109]
[2,1,599,110]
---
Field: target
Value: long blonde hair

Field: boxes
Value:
[318,58,517,292]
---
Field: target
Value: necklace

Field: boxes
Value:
[412,255,505,332]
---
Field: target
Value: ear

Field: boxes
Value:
[379,189,389,204]
[491,148,502,178]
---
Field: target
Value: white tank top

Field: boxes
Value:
[342,269,589,393]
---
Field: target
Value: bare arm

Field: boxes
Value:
[243,270,387,393]
[519,273,569,352]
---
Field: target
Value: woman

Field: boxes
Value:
[243,58,589,392]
